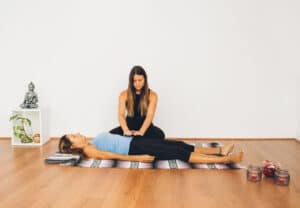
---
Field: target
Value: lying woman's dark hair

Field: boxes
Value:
[58,135,87,159]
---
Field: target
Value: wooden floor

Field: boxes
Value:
[0,139,300,208]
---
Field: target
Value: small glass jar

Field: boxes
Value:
[274,169,290,186]
[247,165,262,182]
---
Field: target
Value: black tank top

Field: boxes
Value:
[133,93,142,117]
[126,90,153,130]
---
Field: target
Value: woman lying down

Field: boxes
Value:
[58,132,243,164]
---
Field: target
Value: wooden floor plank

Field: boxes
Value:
[0,139,299,208]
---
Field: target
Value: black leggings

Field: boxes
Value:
[110,116,165,140]
[128,137,195,162]
[110,125,165,140]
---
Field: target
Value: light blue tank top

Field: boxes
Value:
[91,132,133,155]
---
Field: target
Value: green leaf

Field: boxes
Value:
[24,118,31,126]
[14,126,23,131]
[21,137,33,143]
[16,117,32,126]
[15,132,25,139]
[9,114,19,121]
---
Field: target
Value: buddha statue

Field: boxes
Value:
[20,82,39,109]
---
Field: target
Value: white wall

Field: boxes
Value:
[296,69,300,140]
[0,0,299,138]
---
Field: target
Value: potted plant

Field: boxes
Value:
[9,114,33,143]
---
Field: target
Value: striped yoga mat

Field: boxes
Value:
[78,159,242,169]
[75,142,243,169]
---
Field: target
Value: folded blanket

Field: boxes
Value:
[45,142,243,169]
[45,153,82,166]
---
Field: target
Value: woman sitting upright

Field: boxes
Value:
[110,65,165,139]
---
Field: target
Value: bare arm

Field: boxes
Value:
[83,144,154,162]
[118,91,131,135]
[138,91,158,135]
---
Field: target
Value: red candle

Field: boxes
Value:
[278,177,285,183]
[247,165,262,182]
[251,174,258,179]
[274,169,290,186]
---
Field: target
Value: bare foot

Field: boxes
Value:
[221,144,234,156]
[228,151,243,163]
